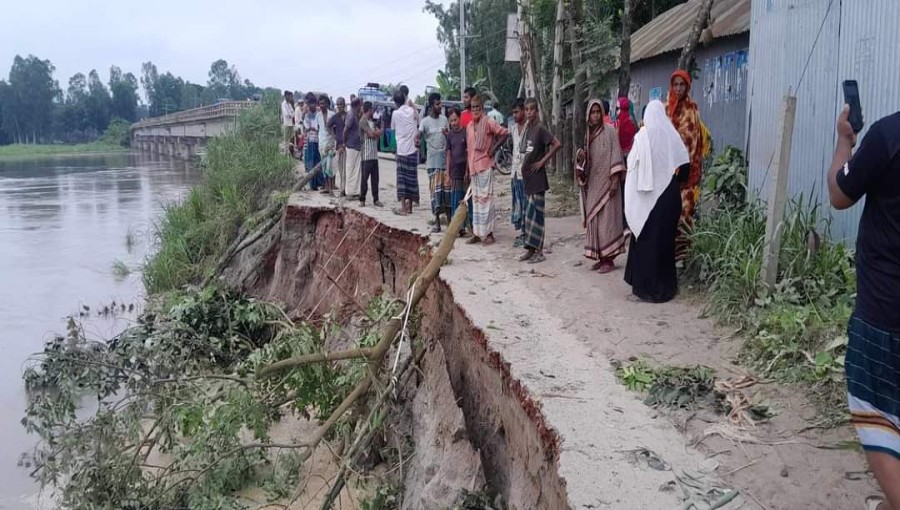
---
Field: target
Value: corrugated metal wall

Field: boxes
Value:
[629,34,751,154]
[747,0,900,241]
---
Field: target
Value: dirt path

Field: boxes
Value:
[293,156,877,509]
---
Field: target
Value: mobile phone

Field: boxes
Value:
[842,80,864,134]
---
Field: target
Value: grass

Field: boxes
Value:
[683,196,855,410]
[0,140,126,159]
[546,171,581,218]
[143,95,293,294]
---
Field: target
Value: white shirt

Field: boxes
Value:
[316,110,337,149]
[509,122,526,179]
[293,104,304,128]
[281,100,294,127]
[391,104,419,157]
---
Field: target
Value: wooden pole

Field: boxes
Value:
[761,95,797,289]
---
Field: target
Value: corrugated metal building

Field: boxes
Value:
[628,0,751,153]
[747,0,900,241]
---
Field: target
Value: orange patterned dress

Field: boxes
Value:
[667,69,705,260]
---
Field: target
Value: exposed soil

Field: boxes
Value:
[222,157,878,510]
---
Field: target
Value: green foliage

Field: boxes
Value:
[111,259,132,280]
[614,359,656,392]
[0,141,126,158]
[615,360,719,409]
[23,287,393,509]
[702,146,748,209]
[143,97,293,293]
[102,118,132,147]
[360,482,403,510]
[685,151,855,405]
[644,365,717,409]
[424,0,522,108]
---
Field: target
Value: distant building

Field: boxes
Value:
[627,0,751,156]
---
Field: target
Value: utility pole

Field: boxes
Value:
[459,0,467,93]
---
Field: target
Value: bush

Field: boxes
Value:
[143,96,293,293]
[685,148,855,389]
[102,118,132,147]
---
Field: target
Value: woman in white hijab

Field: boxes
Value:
[624,100,691,303]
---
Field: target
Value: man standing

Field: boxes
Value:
[517,98,560,263]
[293,98,306,157]
[343,98,363,199]
[508,98,527,246]
[328,97,348,196]
[391,90,420,215]
[829,106,900,510]
[303,93,323,191]
[460,87,477,128]
[420,93,449,232]
[316,95,337,195]
[281,91,294,147]
[359,102,383,207]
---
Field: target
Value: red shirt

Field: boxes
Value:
[460,109,473,128]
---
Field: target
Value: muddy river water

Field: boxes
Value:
[0,152,201,508]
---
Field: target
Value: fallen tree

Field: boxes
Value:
[23,194,472,509]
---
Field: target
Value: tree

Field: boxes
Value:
[424,0,522,109]
[5,55,59,143]
[617,0,634,98]
[154,72,184,115]
[109,66,138,122]
[140,61,160,116]
[85,69,112,132]
[180,82,203,110]
[678,0,715,70]
[435,70,459,99]
[0,80,11,145]
[207,59,233,100]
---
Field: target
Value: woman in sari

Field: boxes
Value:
[575,100,627,273]
[667,69,705,259]
[624,100,690,303]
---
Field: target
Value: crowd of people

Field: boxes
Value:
[281,72,900,509]
[278,70,709,303]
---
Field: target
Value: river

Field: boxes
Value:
[0,152,201,508]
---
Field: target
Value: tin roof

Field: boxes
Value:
[630,0,750,63]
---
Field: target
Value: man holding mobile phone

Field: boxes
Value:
[828,101,900,510]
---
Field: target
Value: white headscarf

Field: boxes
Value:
[625,100,690,240]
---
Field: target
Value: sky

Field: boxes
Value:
[0,0,449,102]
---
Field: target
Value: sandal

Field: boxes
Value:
[527,252,546,264]
[598,262,615,274]
[466,236,482,245]
[430,225,442,234]
[482,235,496,246]
[392,208,409,216]
[519,250,535,262]
[866,496,884,510]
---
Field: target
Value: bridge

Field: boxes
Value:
[131,101,255,159]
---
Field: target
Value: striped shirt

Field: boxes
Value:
[361,118,378,161]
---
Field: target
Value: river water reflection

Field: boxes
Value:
[0,152,201,508]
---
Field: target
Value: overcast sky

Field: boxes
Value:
[0,0,449,101]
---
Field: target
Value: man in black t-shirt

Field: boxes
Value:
[829,105,900,510]
[518,98,561,264]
